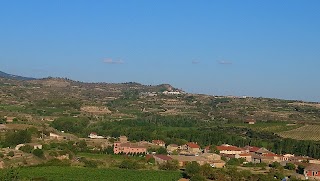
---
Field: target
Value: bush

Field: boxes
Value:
[190,174,206,181]
[8,151,14,157]
[243,162,267,168]
[119,159,139,169]
[49,151,58,157]
[40,158,71,167]
[159,160,179,171]
[270,162,282,169]
[284,163,296,170]
[19,145,33,153]
[33,149,44,158]
[227,158,245,166]
[297,165,305,174]
[79,157,98,168]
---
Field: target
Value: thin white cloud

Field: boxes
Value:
[103,58,124,64]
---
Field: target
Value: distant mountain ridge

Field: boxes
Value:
[0,71,36,80]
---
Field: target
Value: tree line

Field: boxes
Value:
[51,115,320,158]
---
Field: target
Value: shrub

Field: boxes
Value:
[8,151,14,157]
[19,145,33,153]
[33,149,44,158]
[119,159,138,169]
[190,174,206,181]
[159,160,179,171]
[40,158,71,167]
[284,163,296,170]
[270,162,282,169]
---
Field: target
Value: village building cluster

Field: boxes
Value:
[112,135,320,180]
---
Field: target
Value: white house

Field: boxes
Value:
[50,132,64,140]
[88,132,104,139]
[163,91,181,95]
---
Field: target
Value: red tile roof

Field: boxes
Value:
[187,142,200,149]
[249,146,260,152]
[305,164,320,171]
[239,153,251,156]
[216,145,243,151]
[263,153,278,157]
[243,146,260,152]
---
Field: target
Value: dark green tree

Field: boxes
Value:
[5,130,31,146]
[284,162,296,170]
[185,161,201,178]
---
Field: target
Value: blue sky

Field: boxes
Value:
[0,1,319,102]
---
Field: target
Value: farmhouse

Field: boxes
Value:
[255,147,273,155]
[15,143,42,150]
[304,164,320,178]
[169,155,208,167]
[167,144,179,153]
[4,116,16,123]
[49,132,64,140]
[201,153,221,161]
[204,145,211,153]
[243,145,260,153]
[88,132,104,139]
[113,142,147,154]
[244,119,256,124]
[261,153,280,163]
[216,144,244,155]
[153,154,173,164]
[279,154,295,161]
[235,153,252,162]
[210,160,226,168]
[152,140,165,147]
[185,142,201,153]
[163,91,181,95]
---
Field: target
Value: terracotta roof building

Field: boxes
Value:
[243,145,260,153]
[153,154,172,164]
[114,142,147,154]
[186,142,201,153]
[216,145,245,155]
[304,164,320,178]
[152,140,165,147]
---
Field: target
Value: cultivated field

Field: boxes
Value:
[10,166,182,181]
[226,122,302,133]
[278,125,320,141]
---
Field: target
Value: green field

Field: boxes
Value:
[226,122,302,133]
[6,166,182,181]
[278,125,320,141]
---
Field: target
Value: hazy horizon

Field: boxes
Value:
[1,1,319,102]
